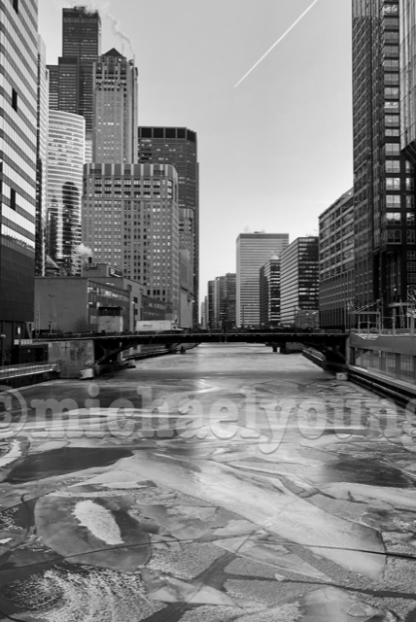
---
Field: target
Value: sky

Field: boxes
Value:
[39,0,353,307]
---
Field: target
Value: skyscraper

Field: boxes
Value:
[82,163,180,318]
[207,280,215,329]
[0,0,38,364]
[138,127,199,325]
[259,256,281,327]
[46,110,85,275]
[214,274,236,329]
[352,0,416,318]
[36,36,49,277]
[319,189,355,329]
[280,237,319,326]
[236,233,289,327]
[93,49,138,164]
[49,6,101,160]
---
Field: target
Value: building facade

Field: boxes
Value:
[49,6,101,160]
[214,273,236,329]
[46,110,85,275]
[93,49,138,164]
[281,237,319,326]
[352,0,416,320]
[35,276,130,333]
[0,0,38,364]
[236,233,289,327]
[36,36,49,277]
[319,189,355,328]
[138,127,199,325]
[259,256,281,327]
[207,280,215,329]
[82,163,180,318]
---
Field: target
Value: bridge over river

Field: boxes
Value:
[39,331,349,376]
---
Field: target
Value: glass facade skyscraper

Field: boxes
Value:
[46,110,85,276]
[0,0,38,363]
[280,237,319,326]
[236,233,289,327]
[138,127,199,326]
[36,36,49,277]
[352,0,416,318]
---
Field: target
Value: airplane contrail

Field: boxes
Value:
[235,0,320,88]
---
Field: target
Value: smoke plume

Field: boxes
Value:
[75,243,93,260]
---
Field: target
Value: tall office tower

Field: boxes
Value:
[207,280,215,329]
[49,6,101,160]
[236,233,289,327]
[46,110,85,275]
[319,189,355,328]
[352,0,415,318]
[82,163,180,318]
[0,0,38,365]
[36,36,49,277]
[93,49,138,164]
[280,237,319,326]
[138,127,199,326]
[259,255,281,327]
[400,0,416,297]
[179,249,193,327]
[201,298,207,329]
[214,273,236,329]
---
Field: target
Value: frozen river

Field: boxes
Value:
[0,344,415,620]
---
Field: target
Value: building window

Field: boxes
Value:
[385,114,400,126]
[10,188,16,210]
[407,230,416,245]
[386,178,400,190]
[408,262,416,272]
[385,160,400,173]
[407,195,415,208]
[408,251,416,260]
[383,4,399,14]
[11,88,18,111]
[386,212,401,223]
[407,212,415,225]
[385,143,400,155]
[387,229,401,243]
[384,87,399,99]
[386,195,401,207]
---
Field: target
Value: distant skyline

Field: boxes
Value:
[39,0,353,303]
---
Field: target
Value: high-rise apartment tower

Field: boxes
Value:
[352,0,416,317]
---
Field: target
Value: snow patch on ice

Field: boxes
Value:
[72,500,124,545]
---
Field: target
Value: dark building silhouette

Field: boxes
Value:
[281,237,319,326]
[260,256,281,327]
[352,0,416,319]
[214,273,236,329]
[48,6,101,159]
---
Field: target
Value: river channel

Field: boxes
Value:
[0,344,416,621]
